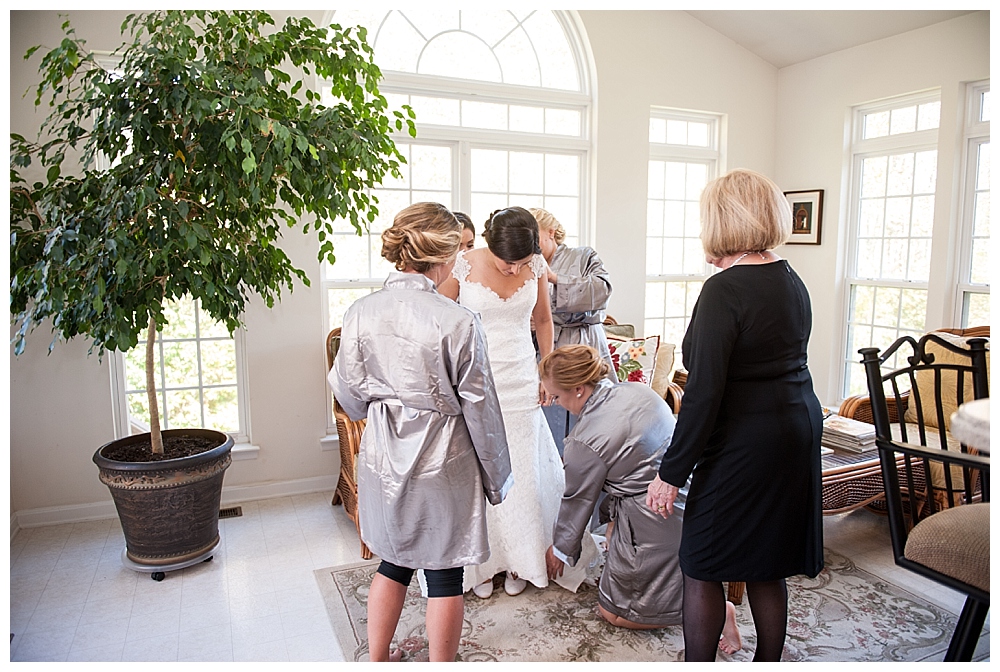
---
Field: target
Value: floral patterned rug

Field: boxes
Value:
[314,548,966,662]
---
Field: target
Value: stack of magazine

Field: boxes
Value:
[822,414,877,453]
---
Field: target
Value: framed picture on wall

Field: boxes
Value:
[784,189,824,245]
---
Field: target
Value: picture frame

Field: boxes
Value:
[784,189,824,245]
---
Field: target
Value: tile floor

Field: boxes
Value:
[9,493,990,662]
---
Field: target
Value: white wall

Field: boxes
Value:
[774,11,990,406]
[8,10,989,518]
[579,10,778,330]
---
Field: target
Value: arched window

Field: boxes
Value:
[319,9,593,432]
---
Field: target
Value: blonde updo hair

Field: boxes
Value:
[529,207,566,245]
[539,345,612,390]
[700,169,792,259]
[381,202,462,273]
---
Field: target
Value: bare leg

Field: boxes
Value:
[367,573,408,662]
[597,604,666,630]
[681,574,726,662]
[718,599,743,654]
[745,579,787,662]
[425,595,464,662]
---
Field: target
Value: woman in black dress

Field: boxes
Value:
[646,169,823,662]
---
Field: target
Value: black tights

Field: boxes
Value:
[682,574,787,662]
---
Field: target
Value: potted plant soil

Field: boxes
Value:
[10,10,413,578]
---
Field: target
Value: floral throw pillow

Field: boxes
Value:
[607,336,660,385]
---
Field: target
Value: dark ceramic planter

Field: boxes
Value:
[93,429,234,567]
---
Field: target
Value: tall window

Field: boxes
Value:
[956,81,990,327]
[321,9,592,429]
[644,109,723,360]
[842,92,941,396]
[110,298,250,444]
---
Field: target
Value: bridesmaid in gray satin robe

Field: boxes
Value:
[530,208,616,456]
[539,345,684,629]
[329,202,512,662]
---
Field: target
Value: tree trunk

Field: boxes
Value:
[146,314,164,455]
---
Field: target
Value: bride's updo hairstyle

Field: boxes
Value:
[482,206,542,262]
[539,345,612,390]
[381,202,462,273]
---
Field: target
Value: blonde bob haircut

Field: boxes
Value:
[381,202,462,273]
[529,207,566,245]
[699,169,792,259]
[539,344,611,390]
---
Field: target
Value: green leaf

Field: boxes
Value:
[242,154,257,173]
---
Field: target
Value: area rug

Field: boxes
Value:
[314,548,966,662]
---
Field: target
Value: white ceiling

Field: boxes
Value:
[685,10,978,69]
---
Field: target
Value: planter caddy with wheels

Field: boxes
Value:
[11,10,413,579]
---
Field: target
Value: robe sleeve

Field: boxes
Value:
[552,437,609,566]
[328,305,370,422]
[552,248,613,315]
[657,277,740,486]
[453,316,513,505]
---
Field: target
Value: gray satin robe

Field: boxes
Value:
[329,272,513,570]
[547,244,616,379]
[552,379,684,626]
[543,244,617,456]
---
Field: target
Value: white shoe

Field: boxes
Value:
[473,580,494,599]
[504,573,527,596]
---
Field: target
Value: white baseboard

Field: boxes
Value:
[13,474,340,529]
[219,474,338,507]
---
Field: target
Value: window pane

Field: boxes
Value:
[861,157,888,198]
[646,200,664,238]
[864,110,890,139]
[423,32,503,83]
[165,389,201,429]
[976,142,990,190]
[544,154,579,196]
[510,105,544,133]
[917,101,940,130]
[645,281,665,316]
[495,26,541,87]
[523,10,579,91]
[509,152,544,195]
[410,96,460,126]
[201,340,236,386]
[858,199,885,237]
[649,118,666,144]
[374,12,424,73]
[161,298,196,339]
[964,292,990,327]
[889,105,917,135]
[410,145,452,190]
[462,100,507,130]
[647,161,665,199]
[981,91,991,122]
[851,285,876,323]
[886,153,914,196]
[688,122,710,147]
[913,150,937,194]
[545,108,581,136]
[203,387,239,433]
[471,149,508,192]
[329,233,369,279]
[666,120,687,145]
[162,341,199,388]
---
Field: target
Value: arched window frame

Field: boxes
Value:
[317,10,596,435]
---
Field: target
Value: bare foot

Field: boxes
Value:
[388,649,403,662]
[718,600,742,655]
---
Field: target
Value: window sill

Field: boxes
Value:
[231,442,260,460]
[320,434,339,452]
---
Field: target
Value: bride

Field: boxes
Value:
[439,206,596,598]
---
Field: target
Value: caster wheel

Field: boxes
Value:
[203,556,213,563]
[151,572,166,582]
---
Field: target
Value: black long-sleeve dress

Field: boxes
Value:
[658,260,823,582]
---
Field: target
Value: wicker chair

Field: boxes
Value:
[832,326,990,514]
[860,331,990,661]
[326,328,372,560]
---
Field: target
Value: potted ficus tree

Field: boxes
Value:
[10,10,413,578]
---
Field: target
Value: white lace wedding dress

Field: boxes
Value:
[454,251,596,593]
